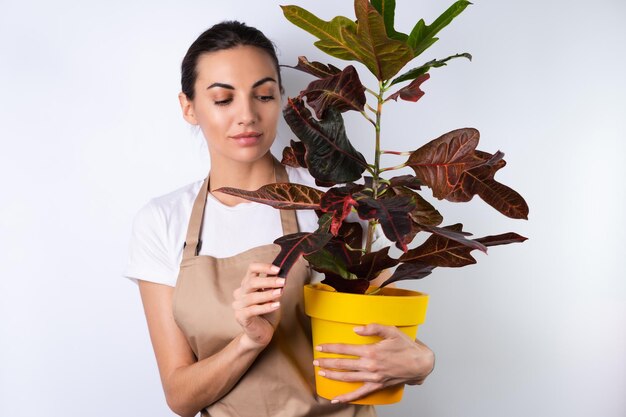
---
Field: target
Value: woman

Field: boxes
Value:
[125,21,435,417]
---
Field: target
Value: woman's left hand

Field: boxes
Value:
[313,323,435,404]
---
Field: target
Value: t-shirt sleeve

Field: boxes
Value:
[123,201,178,287]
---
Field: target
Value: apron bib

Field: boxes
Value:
[172,159,376,417]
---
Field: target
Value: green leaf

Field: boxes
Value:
[300,65,366,118]
[282,1,413,81]
[283,97,367,184]
[341,0,414,80]
[281,5,360,62]
[304,248,357,280]
[370,0,408,41]
[390,53,472,86]
[407,0,472,56]
[215,183,323,209]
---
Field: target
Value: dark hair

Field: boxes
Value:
[181,21,283,100]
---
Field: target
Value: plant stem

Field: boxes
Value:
[365,80,385,254]
[380,162,408,172]
[365,87,378,97]
[380,150,412,156]
[360,110,377,127]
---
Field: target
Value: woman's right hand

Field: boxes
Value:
[232,263,285,350]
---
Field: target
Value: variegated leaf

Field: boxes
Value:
[216,183,323,209]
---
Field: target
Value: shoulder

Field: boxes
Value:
[143,178,205,220]
[132,178,205,232]
[125,178,205,286]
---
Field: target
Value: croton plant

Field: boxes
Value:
[218,0,529,294]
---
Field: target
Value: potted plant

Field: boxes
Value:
[217,0,529,404]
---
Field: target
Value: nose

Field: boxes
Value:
[238,97,258,126]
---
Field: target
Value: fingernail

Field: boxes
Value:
[271,302,280,308]
[318,370,326,377]
[272,288,282,295]
[315,345,323,352]
[312,360,319,366]
[270,265,280,273]
[354,326,364,333]
[331,400,339,404]
[276,278,285,286]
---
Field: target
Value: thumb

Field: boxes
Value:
[354,323,398,339]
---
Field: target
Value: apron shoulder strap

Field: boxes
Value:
[182,157,300,260]
[182,175,210,259]
[275,159,300,236]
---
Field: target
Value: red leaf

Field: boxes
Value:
[389,175,422,190]
[281,140,308,168]
[216,183,323,209]
[447,151,530,219]
[407,128,485,199]
[386,73,430,102]
[355,195,415,252]
[321,273,370,294]
[291,56,342,79]
[284,97,368,184]
[424,224,487,253]
[301,65,367,118]
[348,247,399,281]
[273,232,333,278]
[381,262,435,287]
[320,185,363,235]
[399,224,527,267]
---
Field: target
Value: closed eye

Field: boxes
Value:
[258,95,275,102]
[214,98,233,106]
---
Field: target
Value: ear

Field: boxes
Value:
[178,92,198,125]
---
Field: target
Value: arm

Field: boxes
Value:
[138,263,284,417]
[314,269,435,403]
[314,324,435,403]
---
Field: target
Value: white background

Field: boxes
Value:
[1,0,624,416]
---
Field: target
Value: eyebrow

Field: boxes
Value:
[207,77,277,90]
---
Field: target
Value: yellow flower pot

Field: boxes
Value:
[304,283,429,405]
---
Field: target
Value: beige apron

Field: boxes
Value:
[172,159,376,417]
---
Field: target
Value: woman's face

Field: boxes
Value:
[180,45,281,165]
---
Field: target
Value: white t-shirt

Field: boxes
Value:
[124,166,388,287]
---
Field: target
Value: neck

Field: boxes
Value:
[209,153,275,206]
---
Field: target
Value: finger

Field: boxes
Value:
[235,301,281,323]
[244,276,285,293]
[247,263,280,276]
[315,343,370,357]
[353,323,399,339]
[314,357,373,372]
[232,288,283,309]
[330,382,383,404]
[318,368,382,384]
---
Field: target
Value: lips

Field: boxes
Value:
[230,131,262,146]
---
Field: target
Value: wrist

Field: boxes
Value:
[237,333,269,354]
[408,344,435,386]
